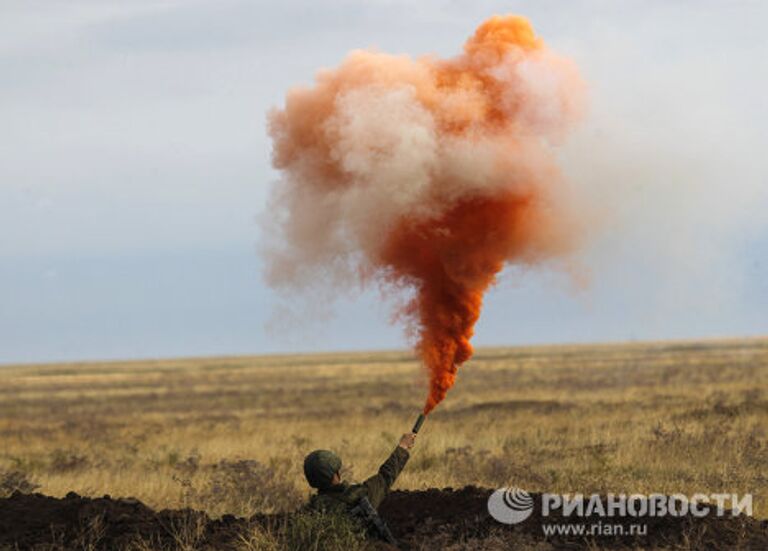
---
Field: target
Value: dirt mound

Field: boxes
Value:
[1,488,766,550]
[0,491,245,550]
[380,487,768,549]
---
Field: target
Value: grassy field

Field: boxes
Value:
[1,338,766,519]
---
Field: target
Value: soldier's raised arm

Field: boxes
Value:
[362,433,415,508]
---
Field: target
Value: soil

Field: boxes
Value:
[0,487,765,550]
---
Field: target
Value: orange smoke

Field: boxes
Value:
[266,15,586,413]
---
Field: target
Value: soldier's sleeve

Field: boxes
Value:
[362,446,410,508]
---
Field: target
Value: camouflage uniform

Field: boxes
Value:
[306,446,410,513]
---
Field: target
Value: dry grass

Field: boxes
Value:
[0,338,766,518]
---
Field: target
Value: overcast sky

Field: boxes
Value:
[1,0,766,364]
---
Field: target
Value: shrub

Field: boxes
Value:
[197,459,304,517]
[0,470,39,497]
[49,449,90,472]
[276,511,367,551]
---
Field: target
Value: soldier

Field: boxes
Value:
[303,432,417,544]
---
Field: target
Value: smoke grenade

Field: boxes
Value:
[412,413,426,434]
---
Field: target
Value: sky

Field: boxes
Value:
[1,0,766,364]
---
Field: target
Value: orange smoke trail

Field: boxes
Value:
[266,15,586,413]
[379,193,539,412]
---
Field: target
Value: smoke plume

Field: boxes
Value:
[265,15,587,413]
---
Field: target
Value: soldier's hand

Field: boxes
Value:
[398,432,417,451]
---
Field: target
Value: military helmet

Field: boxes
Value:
[304,449,342,489]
